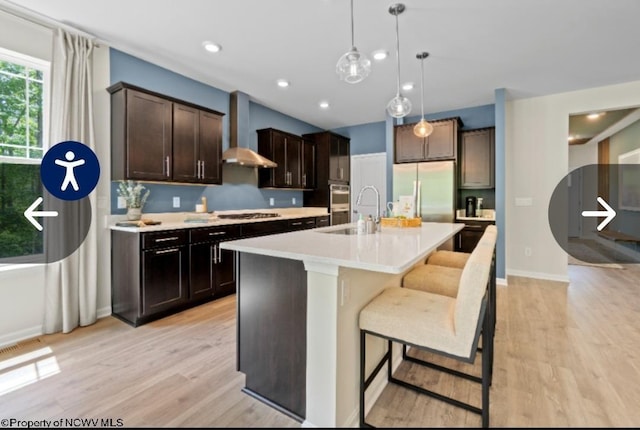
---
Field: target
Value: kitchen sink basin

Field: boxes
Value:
[319,227,361,235]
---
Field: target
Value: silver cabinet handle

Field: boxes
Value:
[212,244,218,264]
[166,156,170,177]
[197,160,201,179]
[155,236,179,242]
[156,248,179,255]
[208,231,227,236]
[217,244,222,262]
[302,173,306,187]
[291,221,302,226]
[201,160,205,179]
[305,220,315,224]
[458,234,462,248]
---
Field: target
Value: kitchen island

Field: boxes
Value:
[220,221,464,427]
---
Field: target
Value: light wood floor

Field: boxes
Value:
[1,263,639,427]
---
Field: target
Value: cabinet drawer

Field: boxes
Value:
[288,217,316,230]
[241,220,288,238]
[316,215,330,227]
[142,230,188,249]
[190,225,241,244]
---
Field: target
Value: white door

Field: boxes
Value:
[350,153,387,222]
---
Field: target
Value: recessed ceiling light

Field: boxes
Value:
[372,50,388,61]
[587,112,603,120]
[319,101,330,109]
[276,79,289,88]
[202,41,222,53]
[402,82,414,91]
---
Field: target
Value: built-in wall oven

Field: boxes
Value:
[329,184,350,225]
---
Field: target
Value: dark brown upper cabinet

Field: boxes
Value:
[303,131,350,184]
[394,117,461,163]
[257,128,314,189]
[459,127,495,189]
[108,82,224,184]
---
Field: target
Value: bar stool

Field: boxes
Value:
[359,230,496,428]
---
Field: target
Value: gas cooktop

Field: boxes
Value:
[216,212,281,220]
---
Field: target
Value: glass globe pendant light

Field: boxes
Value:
[386,3,411,118]
[414,52,433,137]
[336,0,371,84]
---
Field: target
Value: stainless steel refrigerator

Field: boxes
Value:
[392,161,456,222]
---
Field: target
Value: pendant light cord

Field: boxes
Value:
[394,12,401,96]
[420,56,425,117]
[350,0,355,48]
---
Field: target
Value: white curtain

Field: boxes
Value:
[43,28,98,334]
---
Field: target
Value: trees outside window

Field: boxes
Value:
[0,47,49,261]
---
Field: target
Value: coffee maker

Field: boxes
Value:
[465,196,477,217]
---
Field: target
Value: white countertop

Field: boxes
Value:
[220,222,465,274]
[109,207,329,232]
[455,208,496,222]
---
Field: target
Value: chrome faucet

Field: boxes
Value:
[355,185,382,225]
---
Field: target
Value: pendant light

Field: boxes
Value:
[386,3,411,118]
[414,52,433,137]
[336,0,371,84]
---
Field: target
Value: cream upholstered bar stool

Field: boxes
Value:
[358,229,496,428]
[403,226,498,343]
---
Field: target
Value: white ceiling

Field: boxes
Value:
[5,0,640,130]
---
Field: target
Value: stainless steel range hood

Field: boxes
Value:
[222,91,277,168]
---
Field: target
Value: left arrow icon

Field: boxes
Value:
[24,197,59,231]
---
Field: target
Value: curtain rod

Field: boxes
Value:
[0,1,103,47]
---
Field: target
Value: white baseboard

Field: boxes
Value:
[97,306,112,319]
[0,325,42,349]
[497,277,508,286]
[506,269,570,283]
[0,307,112,349]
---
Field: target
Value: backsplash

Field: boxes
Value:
[111,165,304,214]
[458,189,495,210]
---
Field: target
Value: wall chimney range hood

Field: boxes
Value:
[223,91,277,168]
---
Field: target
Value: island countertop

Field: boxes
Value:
[220,222,465,274]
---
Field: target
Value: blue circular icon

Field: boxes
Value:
[41,141,100,201]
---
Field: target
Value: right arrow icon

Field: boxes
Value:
[582,196,617,231]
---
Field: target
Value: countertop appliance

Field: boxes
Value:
[392,161,456,223]
[465,196,477,217]
[329,183,350,225]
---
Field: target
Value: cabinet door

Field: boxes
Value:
[455,224,488,252]
[286,135,302,187]
[199,111,223,184]
[425,120,455,160]
[329,135,341,181]
[338,138,350,182]
[214,246,236,297]
[460,128,494,189]
[301,139,315,189]
[126,90,172,180]
[271,131,288,187]
[394,125,425,163]
[190,242,215,301]
[172,103,199,183]
[141,246,188,316]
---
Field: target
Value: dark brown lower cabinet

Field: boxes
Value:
[141,245,189,317]
[455,221,495,253]
[189,225,241,301]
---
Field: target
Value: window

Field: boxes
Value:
[0,47,50,262]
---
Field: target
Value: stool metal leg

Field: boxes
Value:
[482,302,491,428]
[360,330,366,427]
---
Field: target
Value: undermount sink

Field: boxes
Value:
[319,227,361,235]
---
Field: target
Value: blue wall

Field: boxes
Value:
[332,121,387,155]
[109,49,321,214]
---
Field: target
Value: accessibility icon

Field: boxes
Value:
[41,141,100,201]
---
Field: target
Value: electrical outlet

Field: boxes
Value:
[269,197,275,206]
[525,247,532,257]
[292,197,296,205]
[173,196,180,208]
[117,196,126,209]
